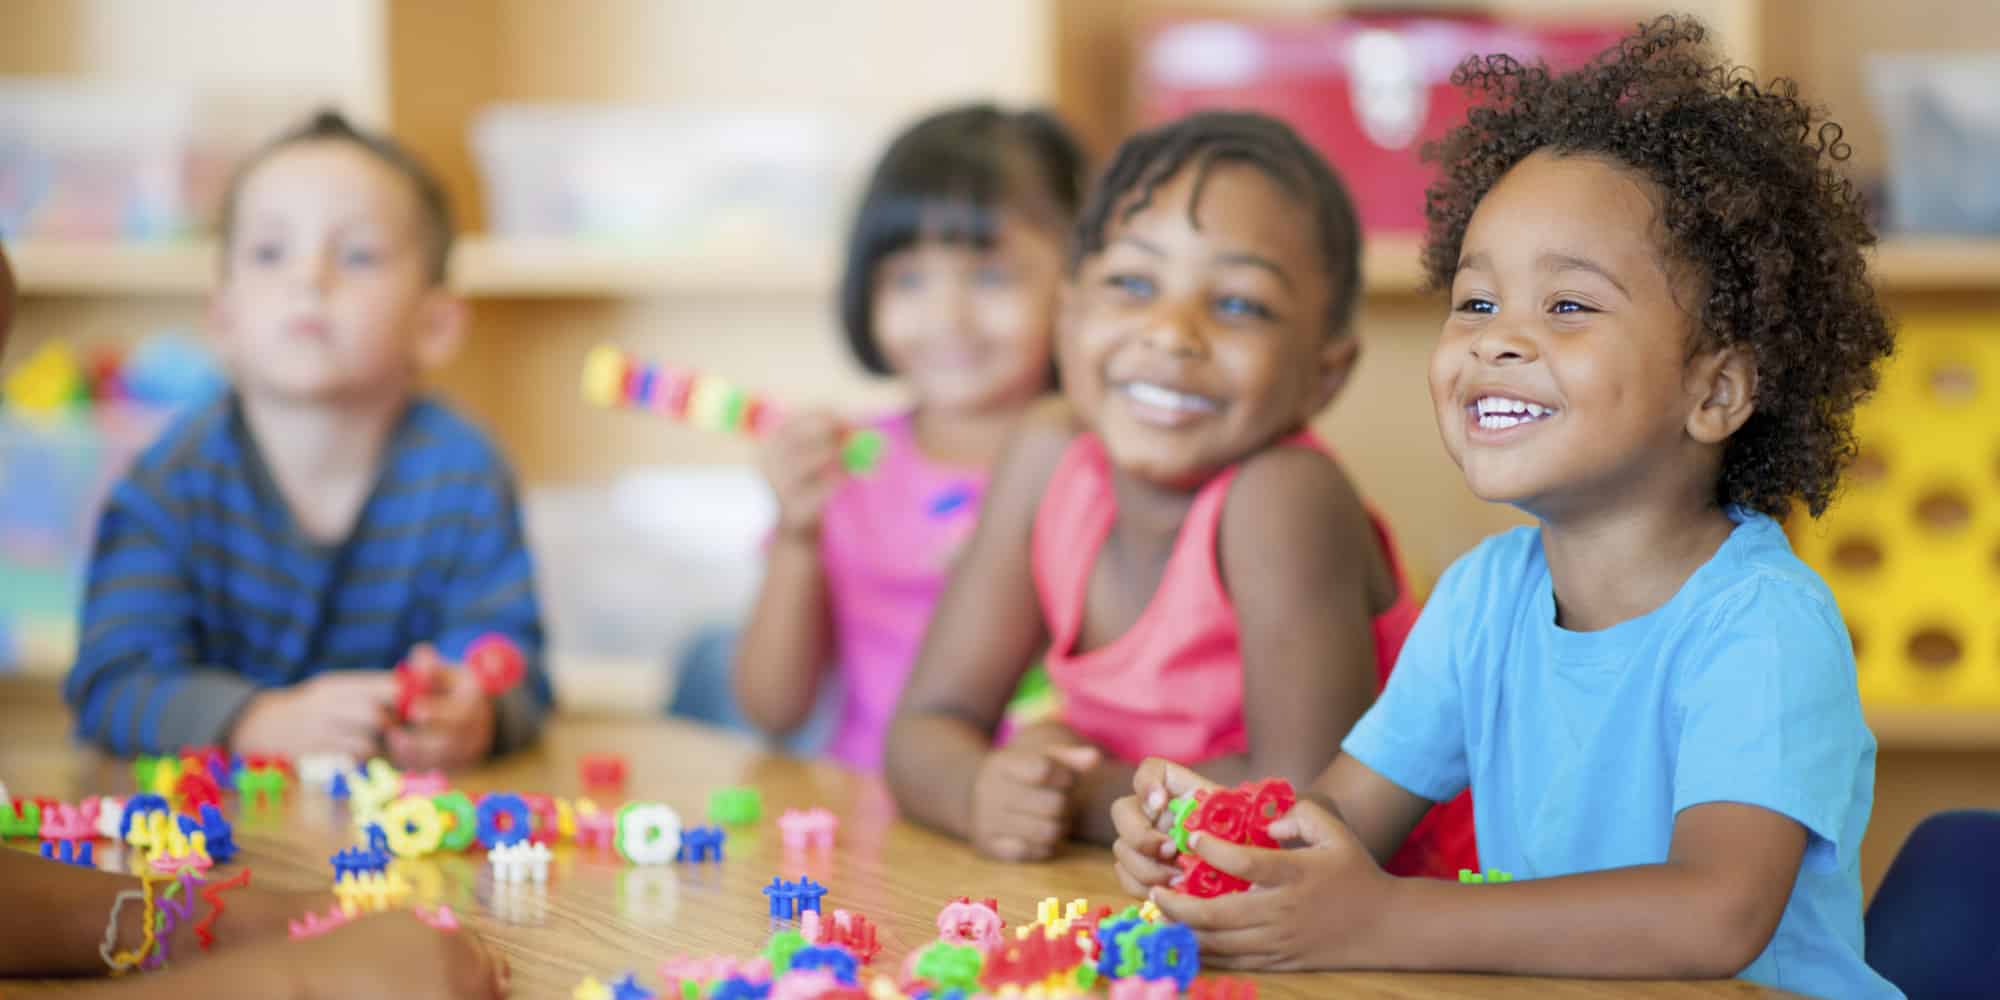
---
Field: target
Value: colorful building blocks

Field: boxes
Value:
[489,840,553,884]
[580,753,627,788]
[476,793,533,849]
[789,946,859,986]
[384,796,446,857]
[936,897,1005,950]
[778,808,837,851]
[677,825,726,863]
[40,839,94,867]
[433,790,479,852]
[709,787,763,827]
[615,803,682,865]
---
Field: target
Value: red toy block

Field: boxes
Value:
[520,793,560,845]
[465,634,525,697]
[1177,853,1249,899]
[175,771,223,813]
[1189,977,1258,1000]
[579,754,626,788]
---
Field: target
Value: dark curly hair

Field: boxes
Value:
[1421,15,1894,517]
[1072,110,1363,339]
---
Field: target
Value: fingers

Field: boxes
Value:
[1266,799,1347,846]
[980,834,1056,863]
[1133,758,1217,819]
[1190,832,1297,886]
[1146,885,1266,933]
[1113,835,1180,889]
[1111,795,1177,863]
[1045,745,1101,774]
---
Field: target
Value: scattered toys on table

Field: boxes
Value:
[708,787,763,827]
[677,825,726,863]
[1166,777,1296,899]
[615,802,682,865]
[489,840,554,884]
[778,807,837,851]
[40,838,94,867]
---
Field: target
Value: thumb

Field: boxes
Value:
[1267,799,1351,847]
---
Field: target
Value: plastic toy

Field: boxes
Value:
[709,786,763,826]
[1458,869,1514,884]
[234,765,285,807]
[174,769,222,813]
[181,804,237,864]
[936,897,1005,950]
[1136,924,1199,990]
[287,903,356,941]
[582,345,886,476]
[332,869,410,915]
[764,878,803,920]
[116,793,167,840]
[475,792,533,849]
[581,753,627,788]
[573,976,612,1000]
[145,872,205,970]
[413,904,460,932]
[124,809,173,852]
[1188,977,1258,999]
[1109,979,1178,1000]
[1176,853,1250,898]
[94,796,125,840]
[765,929,809,976]
[466,633,527,696]
[40,839,94,867]
[328,772,350,801]
[794,877,828,915]
[778,807,837,851]
[800,909,881,964]
[331,837,391,882]
[521,792,561,844]
[346,759,403,820]
[678,825,726,863]
[713,976,776,1000]
[981,926,1092,991]
[38,800,96,844]
[615,802,682,865]
[911,942,983,994]
[433,790,478,851]
[193,867,252,949]
[383,796,446,857]
[575,799,616,849]
[789,946,859,986]
[609,973,656,1000]
[144,824,211,875]
[489,840,553,884]
[0,798,40,839]
[2,341,88,415]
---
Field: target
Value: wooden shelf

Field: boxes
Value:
[1867,706,2000,751]
[9,235,1995,300]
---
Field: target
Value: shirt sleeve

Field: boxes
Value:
[64,477,260,753]
[432,462,554,757]
[1341,550,1478,803]
[1671,575,1871,867]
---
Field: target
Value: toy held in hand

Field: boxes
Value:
[395,633,525,720]
[580,344,884,475]
[1168,777,1296,898]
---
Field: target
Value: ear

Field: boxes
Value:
[410,289,468,371]
[1306,332,1362,416]
[1685,346,1756,444]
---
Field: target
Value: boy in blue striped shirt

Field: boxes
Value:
[65,111,552,767]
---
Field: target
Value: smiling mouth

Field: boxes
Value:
[1121,380,1222,415]
[1469,394,1557,430]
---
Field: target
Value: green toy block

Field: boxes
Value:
[764,929,806,976]
[840,429,886,475]
[707,787,762,826]
[0,799,41,839]
[235,766,285,802]
[1168,794,1200,854]
[132,755,161,792]
[914,942,983,993]
[1114,924,1154,979]
[434,790,478,851]
[1458,868,1514,884]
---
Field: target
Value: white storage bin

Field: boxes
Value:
[1865,53,2000,235]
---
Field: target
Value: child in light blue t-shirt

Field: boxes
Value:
[1109,16,1901,998]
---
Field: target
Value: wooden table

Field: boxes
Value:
[0,680,1792,998]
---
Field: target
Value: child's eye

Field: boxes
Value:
[341,246,382,268]
[1105,273,1154,299]
[1213,295,1274,321]
[972,263,1017,288]
[1454,296,1496,314]
[885,268,925,292]
[248,242,284,266]
[1551,299,1597,315]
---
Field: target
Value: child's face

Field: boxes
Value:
[211,141,460,406]
[871,215,1063,416]
[1063,163,1349,488]
[1432,151,1712,516]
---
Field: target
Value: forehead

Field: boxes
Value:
[234,140,418,227]
[1111,161,1321,266]
[1464,151,1668,273]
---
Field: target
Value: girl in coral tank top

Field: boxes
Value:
[884,110,1475,879]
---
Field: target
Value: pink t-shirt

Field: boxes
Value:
[818,412,984,771]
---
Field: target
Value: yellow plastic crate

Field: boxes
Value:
[1789,312,2000,708]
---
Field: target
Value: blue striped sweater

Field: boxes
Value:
[64,393,553,755]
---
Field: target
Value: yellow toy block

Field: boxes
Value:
[1788,312,2000,707]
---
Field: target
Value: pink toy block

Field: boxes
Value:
[778,807,837,851]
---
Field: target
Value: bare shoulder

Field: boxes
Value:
[1220,439,1383,588]
[992,397,1084,499]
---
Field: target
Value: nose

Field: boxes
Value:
[1141,297,1207,359]
[1468,321,1538,366]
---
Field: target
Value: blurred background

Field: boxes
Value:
[0,0,1993,891]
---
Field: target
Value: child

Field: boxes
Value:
[885,110,1475,878]
[62,111,553,768]
[1112,18,1899,998]
[729,105,1086,771]
[0,244,506,999]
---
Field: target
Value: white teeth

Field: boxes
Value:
[1124,381,1219,414]
[1479,414,1527,429]
[1473,396,1553,419]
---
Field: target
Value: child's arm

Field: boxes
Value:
[388,468,551,769]
[1067,447,1389,844]
[732,411,845,734]
[884,405,1084,860]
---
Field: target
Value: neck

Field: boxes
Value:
[1106,463,1201,553]
[1538,490,1737,633]
[910,402,1033,469]
[238,390,408,543]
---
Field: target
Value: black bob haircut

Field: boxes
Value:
[838,104,1087,375]
[1070,110,1364,339]
[219,109,456,286]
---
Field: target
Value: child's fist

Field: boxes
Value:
[386,644,496,771]
[969,743,1101,862]
[1112,757,1221,896]
[757,410,847,538]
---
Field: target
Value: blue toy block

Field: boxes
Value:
[789,945,857,985]
[1095,917,1141,977]
[794,877,828,915]
[763,877,800,919]
[40,839,94,867]
[1138,923,1199,990]
[676,825,726,863]
[609,972,655,1000]
[475,793,531,849]
[328,771,349,800]
[710,979,771,1000]
[117,793,169,840]
[191,803,237,864]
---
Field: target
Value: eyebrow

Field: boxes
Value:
[1454,249,1631,298]
[1112,234,1165,256]
[1215,251,1295,291]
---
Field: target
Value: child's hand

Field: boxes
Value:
[970,743,1101,861]
[288,909,509,998]
[387,644,496,771]
[1111,757,1221,895]
[758,411,846,539]
[1145,799,1394,971]
[229,672,398,759]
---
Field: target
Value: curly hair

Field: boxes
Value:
[1421,15,1894,518]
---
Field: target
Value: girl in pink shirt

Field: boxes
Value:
[730,105,1087,772]
[885,111,1476,877]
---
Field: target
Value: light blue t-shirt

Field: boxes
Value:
[1344,510,1898,1000]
